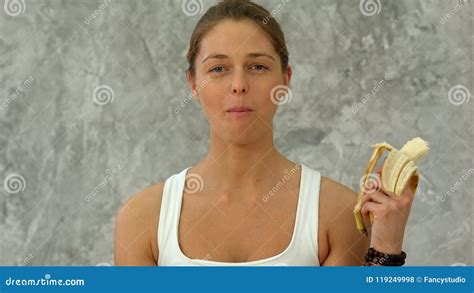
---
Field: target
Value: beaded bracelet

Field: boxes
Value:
[363,247,406,266]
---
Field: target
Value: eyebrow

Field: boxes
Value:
[201,52,275,64]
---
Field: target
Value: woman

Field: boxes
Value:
[114,0,417,266]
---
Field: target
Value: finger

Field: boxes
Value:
[362,189,391,205]
[361,201,379,220]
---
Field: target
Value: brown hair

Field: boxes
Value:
[186,0,289,76]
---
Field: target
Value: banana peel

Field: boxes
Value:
[353,137,429,236]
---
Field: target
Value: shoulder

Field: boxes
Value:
[319,176,359,216]
[114,181,165,265]
[119,182,166,218]
[318,175,370,265]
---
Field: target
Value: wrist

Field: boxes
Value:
[372,240,402,255]
[364,247,407,266]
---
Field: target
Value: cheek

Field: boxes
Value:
[252,82,279,117]
[198,85,224,117]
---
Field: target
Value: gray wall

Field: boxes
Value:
[0,0,472,266]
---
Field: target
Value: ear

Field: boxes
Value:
[283,64,292,87]
[186,70,200,103]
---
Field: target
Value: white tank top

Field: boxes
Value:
[157,164,321,266]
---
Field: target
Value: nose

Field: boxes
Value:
[232,85,247,94]
[230,70,248,95]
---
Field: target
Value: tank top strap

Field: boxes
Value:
[157,166,192,265]
[292,164,321,262]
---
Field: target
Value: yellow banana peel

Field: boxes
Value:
[353,137,429,236]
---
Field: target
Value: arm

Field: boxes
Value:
[320,178,371,266]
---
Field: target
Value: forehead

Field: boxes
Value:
[198,19,277,60]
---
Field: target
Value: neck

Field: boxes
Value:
[196,128,293,195]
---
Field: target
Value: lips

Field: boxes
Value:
[226,106,253,112]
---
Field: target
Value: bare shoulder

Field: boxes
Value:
[319,176,359,219]
[318,175,370,265]
[114,182,165,266]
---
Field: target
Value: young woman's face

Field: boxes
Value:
[188,19,291,145]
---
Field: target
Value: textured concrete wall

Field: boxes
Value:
[0,0,472,266]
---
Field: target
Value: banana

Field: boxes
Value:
[353,137,429,236]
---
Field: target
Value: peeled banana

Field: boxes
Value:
[353,137,429,236]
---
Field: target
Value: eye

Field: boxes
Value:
[250,64,269,71]
[209,66,225,73]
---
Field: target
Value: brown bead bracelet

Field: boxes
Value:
[363,247,407,266]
